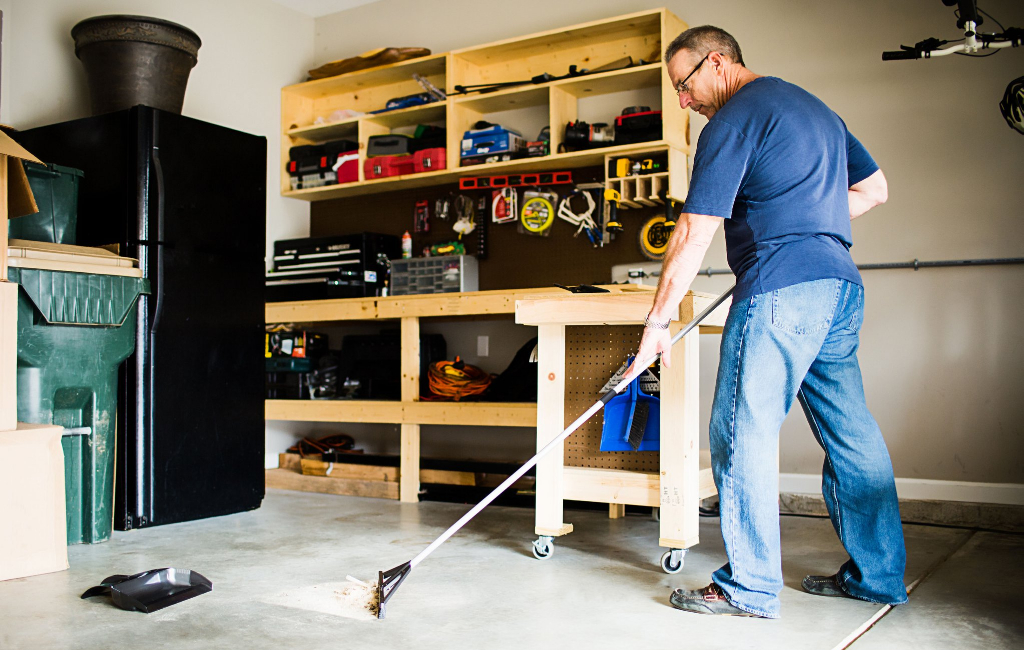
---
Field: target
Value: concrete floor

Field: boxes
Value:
[1,490,1021,650]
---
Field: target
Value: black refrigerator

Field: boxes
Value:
[15,106,266,530]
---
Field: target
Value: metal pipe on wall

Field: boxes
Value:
[685,256,1024,278]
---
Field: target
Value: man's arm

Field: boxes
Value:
[849,169,887,220]
[627,212,722,374]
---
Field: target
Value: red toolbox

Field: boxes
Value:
[413,147,446,173]
[334,153,359,184]
[364,154,415,180]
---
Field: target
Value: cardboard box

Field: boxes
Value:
[0,422,69,581]
[1,129,42,431]
[1,129,43,280]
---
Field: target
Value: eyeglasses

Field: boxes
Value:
[675,53,711,96]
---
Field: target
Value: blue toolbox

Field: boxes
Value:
[460,123,524,160]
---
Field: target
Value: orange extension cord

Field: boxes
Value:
[424,356,492,401]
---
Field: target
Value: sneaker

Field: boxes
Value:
[801,574,857,599]
[669,583,764,617]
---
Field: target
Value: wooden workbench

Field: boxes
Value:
[516,289,729,566]
[265,285,657,503]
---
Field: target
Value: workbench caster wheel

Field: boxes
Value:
[652,507,660,522]
[661,549,686,574]
[532,536,555,560]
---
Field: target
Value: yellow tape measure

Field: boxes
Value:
[520,195,555,233]
[639,215,672,260]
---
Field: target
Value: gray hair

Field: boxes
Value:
[665,25,745,67]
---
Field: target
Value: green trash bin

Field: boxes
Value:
[7,161,84,244]
[10,245,149,545]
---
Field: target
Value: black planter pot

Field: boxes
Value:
[71,15,202,115]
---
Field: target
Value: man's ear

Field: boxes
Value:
[709,51,727,73]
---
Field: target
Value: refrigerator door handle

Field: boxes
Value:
[143,139,166,526]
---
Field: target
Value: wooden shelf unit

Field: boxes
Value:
[280,8,688,201]
[265,285,656,503]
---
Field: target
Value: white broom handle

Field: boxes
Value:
[409,286,735,569]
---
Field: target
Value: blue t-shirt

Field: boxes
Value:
[683,77,878,300]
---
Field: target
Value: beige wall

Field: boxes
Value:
[313,0,1024,485]
[0,0,316,267]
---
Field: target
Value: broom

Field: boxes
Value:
[366,286,735,618]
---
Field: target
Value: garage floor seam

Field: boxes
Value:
[833,529,978,650]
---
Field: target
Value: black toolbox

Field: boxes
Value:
[614,109,662,145]
[367,134,413,157]
[286,139,358,189]
[266,232,400,302]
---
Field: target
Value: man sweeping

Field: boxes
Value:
[631,26,907,618]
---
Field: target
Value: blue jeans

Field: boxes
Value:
[708,279,908,618]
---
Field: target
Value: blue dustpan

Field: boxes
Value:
[600,366,660,452]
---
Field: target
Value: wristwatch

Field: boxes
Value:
[644,314,671,329]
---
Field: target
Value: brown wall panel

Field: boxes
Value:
[309,167,664,291]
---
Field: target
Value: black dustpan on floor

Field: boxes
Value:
[81,568,212,613]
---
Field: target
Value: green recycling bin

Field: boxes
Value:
[7,161,84,244]
[10,244,149,545]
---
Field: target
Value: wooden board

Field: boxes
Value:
[282,454,532,489]
[517,290,728,327]
[291,141,676,201]
[562,452,715,507]
[264,399,538,426]
[6,257,143,278]
[300,458,398,481]
[265,468,399,499]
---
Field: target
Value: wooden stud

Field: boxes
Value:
[609,503,626,519]
[447,102,482,171]
[357,120,390,183]
[658,324,701,550]
[0,157,13,432]
[399,316,421,503]
[400,317,420,402]
[548,86,577,156]
[534,324,572,537]
[667,147,689,203]
[281,92,314,194]
[400,424,420,503]
[661,10,690,153]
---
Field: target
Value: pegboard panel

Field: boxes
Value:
[309,166,671,290]
[563,325,660,472]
